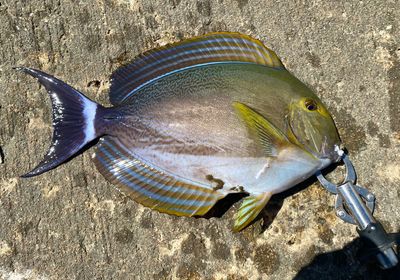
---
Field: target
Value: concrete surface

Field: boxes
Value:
[0,0,399,279]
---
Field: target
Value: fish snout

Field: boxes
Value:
[320,140,343,163]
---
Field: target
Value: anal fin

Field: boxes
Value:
[233,192,272,231]
[93,136,227,217]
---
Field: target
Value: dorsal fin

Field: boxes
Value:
[109,32,284,105]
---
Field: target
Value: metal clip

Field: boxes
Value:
[316,154,375,225]
[316,152,398,269]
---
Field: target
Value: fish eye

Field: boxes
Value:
[304,99,318,111]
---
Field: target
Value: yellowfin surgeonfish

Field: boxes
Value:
[17,32,341,231]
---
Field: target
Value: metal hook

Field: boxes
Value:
[316,153,356,194]
[342,153,356,184]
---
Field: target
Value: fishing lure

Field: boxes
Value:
[18,32,342,231]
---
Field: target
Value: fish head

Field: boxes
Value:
[288,97,341,163]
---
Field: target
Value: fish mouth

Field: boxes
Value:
[319,139,343,163]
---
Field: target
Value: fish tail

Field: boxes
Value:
[16,67,102,177]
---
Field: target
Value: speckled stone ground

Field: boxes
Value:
[0,1,399,279]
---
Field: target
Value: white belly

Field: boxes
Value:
[133,145,331,195]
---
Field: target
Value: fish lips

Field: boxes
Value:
[319,143,343,163]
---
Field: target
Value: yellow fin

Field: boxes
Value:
[233,192,272,232]
[233,102,289,157]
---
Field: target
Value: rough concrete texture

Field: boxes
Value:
[0,0,399,279]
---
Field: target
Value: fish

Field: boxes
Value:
[16,32,341,231]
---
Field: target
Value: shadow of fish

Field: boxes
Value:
[16,32,341,231]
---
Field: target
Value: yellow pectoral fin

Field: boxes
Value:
[233,102,289,157]
[233,192,272,232]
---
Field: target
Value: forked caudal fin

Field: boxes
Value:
[16,67,102,177]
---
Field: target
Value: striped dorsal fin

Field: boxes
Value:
[109,32,284,105]
[93,136,227,217]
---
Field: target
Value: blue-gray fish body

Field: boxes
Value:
[18,33,341,231]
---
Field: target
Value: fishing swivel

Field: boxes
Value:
[316,153,399,269]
